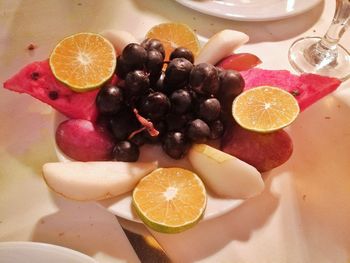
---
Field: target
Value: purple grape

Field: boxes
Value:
[166,113,193,131]
[141,38,165,59]
[170,47,194,63]
[113,140,140,162]
[164,58,193,89]
[122,43,147,68]
[146,50,164,83]
[116,55,133,79]
[209,119,225,139]
[96,85,124,115]
[169,89,192,114]
[189,63,219,96]
[218,69,245,113]
[125,70,150,97]
[198,98,221,122]
[110,108,140,140]
[162,131,190,159]
[218,69,244,98]
[186,119,210,143]
[139,92,170,121]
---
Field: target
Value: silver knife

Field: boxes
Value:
[117,217,171,262]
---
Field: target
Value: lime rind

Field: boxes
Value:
[49,32,116,92]
[132,197,206,234]
[132,168,207,234]
[232,86,300,133]
[145,22,201,56]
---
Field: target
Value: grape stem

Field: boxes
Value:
[133,108,159,137]
[128,127,147,140]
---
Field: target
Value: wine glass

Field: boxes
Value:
[288,0,350,81]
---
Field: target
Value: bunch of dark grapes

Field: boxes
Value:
[96,39,244,162]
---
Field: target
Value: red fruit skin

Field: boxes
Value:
[56,119,115,161]
[3,60,118,122]
[241,68,341,111]
[216,53,262,71]
[221,123,293,172]
[220,68,340,172]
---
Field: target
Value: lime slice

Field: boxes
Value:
[132,167,207,233]
[49,32,116,92]
[232,86,300,133]
[146,22,200,61]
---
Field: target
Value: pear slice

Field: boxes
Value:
[195,30,249,65]
[42,161,157,201]
[188,144,264,199]
[100,30,137,55]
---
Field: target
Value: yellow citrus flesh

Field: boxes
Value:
[49,32,116,92]
[132,167,206,233]
[145,23,200,61]
[232,86,300,133]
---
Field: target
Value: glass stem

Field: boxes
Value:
[318,21,347,52]
[308,0,350,66]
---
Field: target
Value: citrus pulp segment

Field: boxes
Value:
[232,86,300,133]
[49,32,116,92]
[132,167,207,233]
[145,22,200,61]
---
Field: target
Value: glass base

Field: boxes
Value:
[288,37,350,81]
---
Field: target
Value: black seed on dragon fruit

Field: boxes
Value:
[30,72,40,80]
[49,91,59,100]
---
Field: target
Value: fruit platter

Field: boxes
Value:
[3,22,341,234]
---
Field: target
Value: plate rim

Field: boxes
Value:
[53,112,245,225]
[175,0,322,22]
[0,241,97,263]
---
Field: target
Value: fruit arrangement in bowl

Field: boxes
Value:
[3,23,341,233]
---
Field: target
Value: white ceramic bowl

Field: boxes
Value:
[54,112,244,223]
[0,242,97,263]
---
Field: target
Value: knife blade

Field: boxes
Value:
[117,216,171,262]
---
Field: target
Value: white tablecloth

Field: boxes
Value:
[1,0,350,262]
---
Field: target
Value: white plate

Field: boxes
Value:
[175,0,322,21]
[0,242,97,263]
[54,112,244,224]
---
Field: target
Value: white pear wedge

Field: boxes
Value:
[100,30,138,55]
[43,161,157,201]
[195,30,249,65]
[188,144,264,199]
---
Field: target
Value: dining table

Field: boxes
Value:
[1,0,350,262]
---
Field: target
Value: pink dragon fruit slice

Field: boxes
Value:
[241,68,341,111]
[3,60,102,121]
